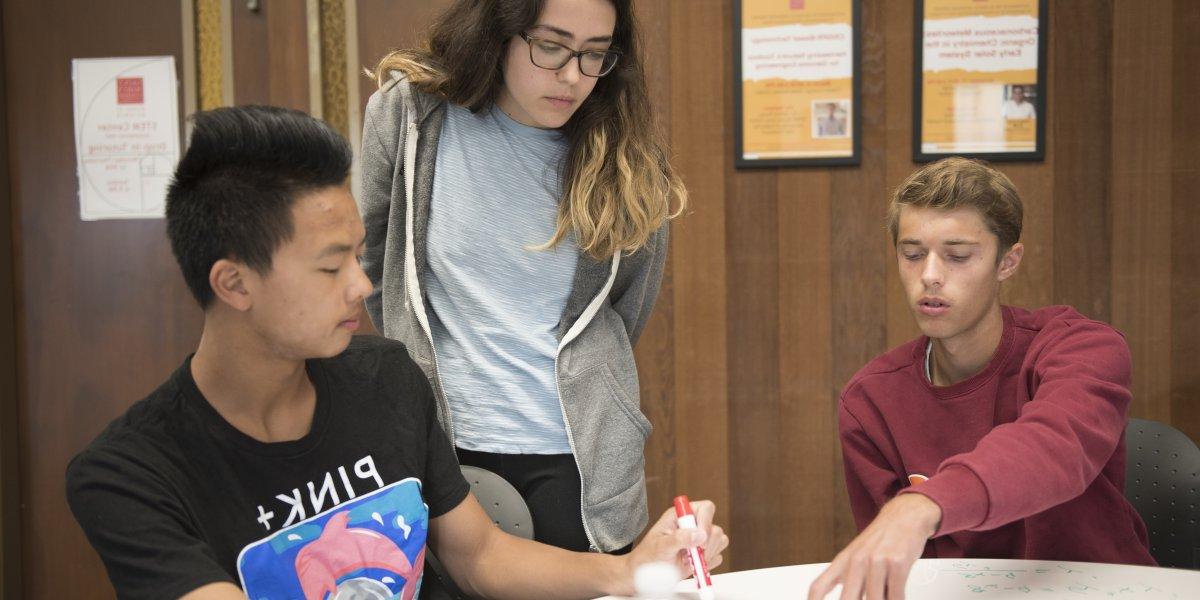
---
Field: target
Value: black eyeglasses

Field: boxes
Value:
[519,32,620,78]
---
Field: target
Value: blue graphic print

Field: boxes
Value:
[237,478,428,600]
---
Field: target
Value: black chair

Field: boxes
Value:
[420,466,535,599]
[1125,418,1200,568]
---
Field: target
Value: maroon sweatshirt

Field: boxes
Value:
[840,305,1154,565]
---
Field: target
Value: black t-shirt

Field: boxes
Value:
[66,336,470,600]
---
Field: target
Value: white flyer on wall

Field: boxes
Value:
[72,56,180,220]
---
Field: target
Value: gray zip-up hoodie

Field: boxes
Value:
[358,72,668,551]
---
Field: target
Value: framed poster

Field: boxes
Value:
[71,56,181,220]
[734,0,861,168]
[914,0,1047,161]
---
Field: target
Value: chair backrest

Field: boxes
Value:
[460,465,535,540]
[1125,418,1200,569]
[418,466,535,599]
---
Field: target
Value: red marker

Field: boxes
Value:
[673,495,715,600]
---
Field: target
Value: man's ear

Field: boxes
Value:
[209,259,253,312]
[997,242,1024,283]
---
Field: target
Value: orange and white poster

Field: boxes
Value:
[736,0,858,167]
[916,0,1044,159]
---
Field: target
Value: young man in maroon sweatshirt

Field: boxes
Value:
[809,158,1154,600]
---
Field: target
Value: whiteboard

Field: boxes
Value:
[598,558,1200,599]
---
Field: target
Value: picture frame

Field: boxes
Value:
[734,0,862,168]
[913,0,1048,162]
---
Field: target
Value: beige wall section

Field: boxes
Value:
[319,0,349,139]
[306,0,323,118]
[196,0,220,109]
[196,0,233,110]
[220,0,233,106]
[181,0,198,135]
[345,0,363,201]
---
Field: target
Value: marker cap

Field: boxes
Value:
[673,495,693,518]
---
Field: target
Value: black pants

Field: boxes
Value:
[455,448,631,554]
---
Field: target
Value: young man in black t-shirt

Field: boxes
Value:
[66,106,727,600]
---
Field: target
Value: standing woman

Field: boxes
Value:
[359,0,686,554]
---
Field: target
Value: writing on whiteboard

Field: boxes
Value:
[932,562,1181,599]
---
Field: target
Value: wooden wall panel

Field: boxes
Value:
[727,167,780,568]
[0,4,20,595]
[777,170,835,566]
[883,0,921,349]
[999,161,1055,309]
[632,0,678,525]
[666,0,732,566]
[1169,0,1200,439]
[827,0,889,552]
[231,0,311,111]
[1051,0,1112,322]
[1111,1,1174,424]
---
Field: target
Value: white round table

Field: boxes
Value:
[598,558,1200,599]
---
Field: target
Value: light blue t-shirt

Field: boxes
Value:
[425,103,578,454]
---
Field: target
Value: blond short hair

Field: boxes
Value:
[887,157,1023,251]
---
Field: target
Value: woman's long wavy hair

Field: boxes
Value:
[372,0,686,261]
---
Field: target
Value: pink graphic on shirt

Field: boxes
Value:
[294,510,424,600]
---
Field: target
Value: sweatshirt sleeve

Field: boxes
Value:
[610,223,669,346]
[358,82,403,332]
[839,402,903,532]
[901,321,1132,537]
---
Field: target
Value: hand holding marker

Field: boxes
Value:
[674,495,715,600]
